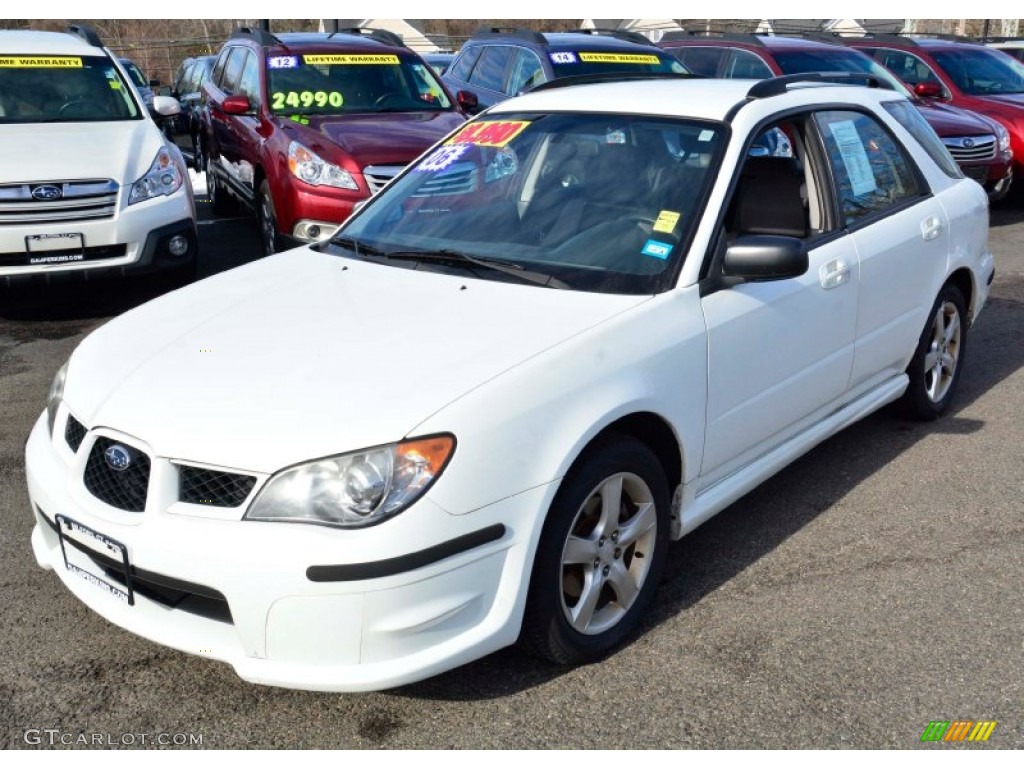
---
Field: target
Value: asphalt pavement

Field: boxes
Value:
[1,188,1022,749]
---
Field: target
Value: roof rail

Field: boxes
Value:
[470,26,547,45]
[333,27,407,49]
[568,28,652,46]
[231,26,281,47]
[659,30,766,47]
[746,72,892,99]
[529,71,694,93]
[853,32,919,46]
[66,23,103,48]
[786,31,850,45]
[982,36,1024,43]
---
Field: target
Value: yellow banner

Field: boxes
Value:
[577,52,660,65]
[303,54,399,65]
[0,56,83,68]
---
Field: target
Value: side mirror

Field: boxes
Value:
[221,94,252,115]
[456,89,479,114]
[149,78,161,87]
[150,95,182,118]
[914,81,943,98]
[722,235,808,281]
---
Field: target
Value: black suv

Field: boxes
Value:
[442,27,686,112]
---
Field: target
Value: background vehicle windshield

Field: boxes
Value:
[774,49,914,97]
[931,48,1024,94]
[336,112,725,294]
[0,54,141,122]
[267,54,452,113]
[550,51,687,78]
[120,59,147,88]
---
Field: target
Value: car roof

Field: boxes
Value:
[488,77,890,122]
[256,31,408,54]
[541,32,663,52]
[0,29,104,56]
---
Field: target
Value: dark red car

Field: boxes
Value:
[201,27,466,254]
[659,33,1014,200]
[839,35,1023,187]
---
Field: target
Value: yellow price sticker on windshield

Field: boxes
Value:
[653,210,681,233]
[577,52,660,65]
[0,56,83,68]
[303,54,399,65]
[271,90,344,110]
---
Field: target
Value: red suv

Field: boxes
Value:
[659,33,1014,200]
[201,27,466,254]
[839,35,1023,187]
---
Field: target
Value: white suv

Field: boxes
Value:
[26,73,992,692]
[0,26,196,287]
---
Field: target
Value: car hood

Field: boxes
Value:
[913,99,998,136]
[0,120,162,186]
[65,248,648,473]
[961,92,1024,111]
[283,111,465,166]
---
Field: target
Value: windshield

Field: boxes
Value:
[931,48,1024,94]
[0,54,141,122]
[773,49,913,97]
[333,112,725,294]
[550,50,687,78]
[266,53,452,114]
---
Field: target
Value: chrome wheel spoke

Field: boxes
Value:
[563,534,597,566]
[940,351,956,374]
[617,502,656,549]
[607,560,639,607]
[923,350,939,371]
[570,571,603,632]
[943,312,960,345]
[598,475,624,534]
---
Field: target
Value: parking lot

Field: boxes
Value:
[1,187,1022,749]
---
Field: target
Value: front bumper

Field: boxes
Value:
[25,412,549,692]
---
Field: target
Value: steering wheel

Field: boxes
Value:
[373,93,404,108]
[57,97,89,116]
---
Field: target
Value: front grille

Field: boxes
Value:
[963,165,988,182]
[178,465,256,507]
[363,164,404,195]
[410,161,478,197]
[943,135,997,163]
[0,179,119,224]
[83,437,151,512]
[65,414,86,453]
[0,243,127,268]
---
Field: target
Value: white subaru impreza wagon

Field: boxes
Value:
[26,73,993,692]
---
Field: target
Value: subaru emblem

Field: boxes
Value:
[104,444,132,472]
[31,184,63,201]
[962,138,975,149]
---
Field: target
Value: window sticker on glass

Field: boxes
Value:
[303,54,400,66]
[485,146,518,182]
[271,91,343,110]
[448,120,531,148]
[653,210,680,233]
[578,52,660,65]
[641,239,673,260]
[606,128,626,144]
[415,143,472,172]
[698,129,715,142]
[268,56,299,69]
[549,52,578,65]
[0,56,82,68]
[828,120,876,196]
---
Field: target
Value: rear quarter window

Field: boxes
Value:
[881,100,962,179]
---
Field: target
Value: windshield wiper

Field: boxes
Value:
[384,249,568,289]
[329,235,389,259]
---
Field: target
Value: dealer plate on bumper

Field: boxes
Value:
[55,514,134,606]
[26,233,84,264]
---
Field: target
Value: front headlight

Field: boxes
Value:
[46,360,69,436]
[245,434,455,528]
[287,141,358,190]
[993,121,1011,153]
[128,146,184,205]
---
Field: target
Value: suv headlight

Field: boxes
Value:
[993,121,1011,153]
[128,146,184,205]
[245,435,455,528]
[288,141,358,190]
[46,360,69,436]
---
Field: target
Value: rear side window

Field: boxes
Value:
[674,46,725,76]
[815,109,923,226]
[448,46,482,82]
[470,46,514,92]
[882,100,962,179]
[876,48,943,88]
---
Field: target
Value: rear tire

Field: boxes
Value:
[900,283,968,420]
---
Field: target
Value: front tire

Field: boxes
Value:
[901,283,968,420]
[519,435,670,665]
[258,180,280,256]
[207,163,236,215]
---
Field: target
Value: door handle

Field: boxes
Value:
[921,216,943,241]
[819,258,851,290]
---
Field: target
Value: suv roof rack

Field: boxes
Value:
[470,27,547,45]
[567,28,652,46]
[331,27,407,49]
[530,71,693,93]
[746,72,892,99]
[659,30,766,47]
[231,26,282,47]
[66,23,103,48]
